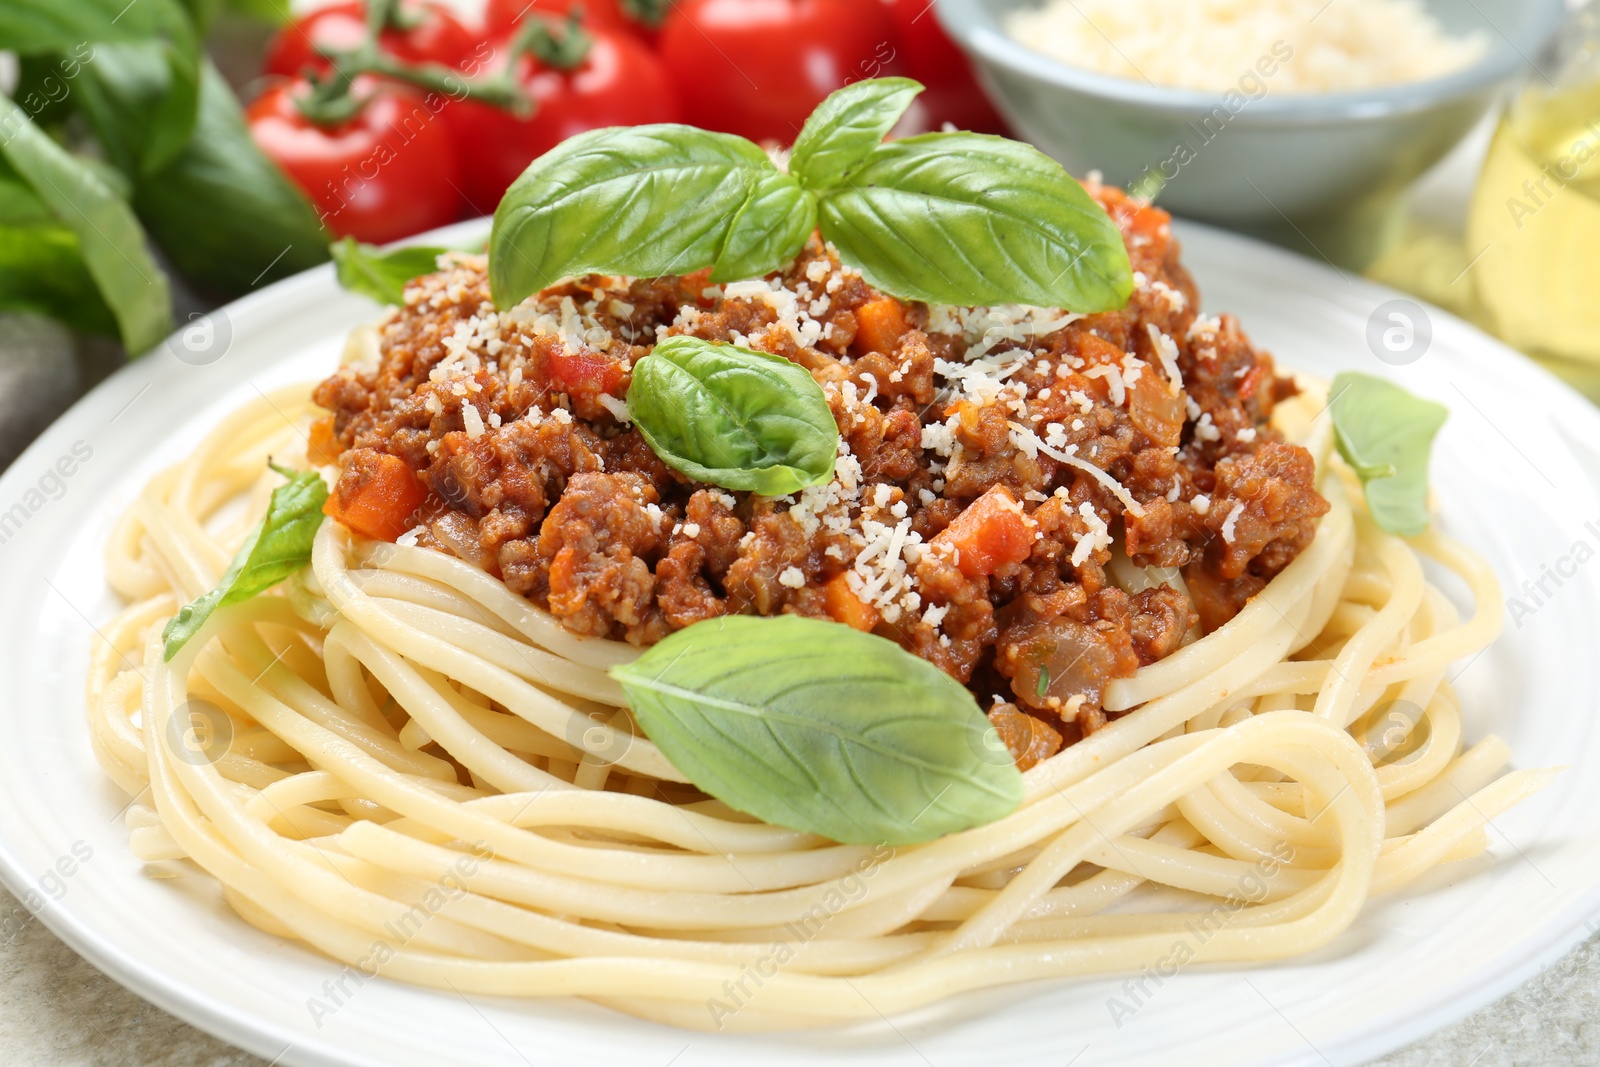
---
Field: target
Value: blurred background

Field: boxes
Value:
[0,0,1595,472]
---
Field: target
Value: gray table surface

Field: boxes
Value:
[4,40,1598,1067]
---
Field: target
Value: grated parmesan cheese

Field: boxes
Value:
[1221,501,1245,543]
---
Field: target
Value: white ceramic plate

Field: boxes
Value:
[2,220,1598,1067]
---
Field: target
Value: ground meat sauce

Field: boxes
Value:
[313,182,1328,771]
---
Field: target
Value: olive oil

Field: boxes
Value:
[1467,82,1600,365]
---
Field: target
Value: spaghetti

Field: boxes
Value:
[87,379,1552,1031]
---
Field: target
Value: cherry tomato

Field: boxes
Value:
[485,0,631,38]
[447,29,681,215]
[264,1,476,79]
[886,0,1007,134]
[658,0,896,144]
[248,78,463,244]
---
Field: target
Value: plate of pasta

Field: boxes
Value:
[2,79,1599,1067]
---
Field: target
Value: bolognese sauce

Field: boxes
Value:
[312,183,1328,769]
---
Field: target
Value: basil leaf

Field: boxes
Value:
[331,238,448,305]
[490,124,779,308]
[130,60,329,296]
[0,0,197,58]
[712,171,816,284]
[612,615,1024,845]
[790,77,922,191]
[628,336,838,496]
[817,132,1133,312]
[75,42,201,176]
[0,95,171,353]
[162,465,329,660]
[1328,372,1448,537]
[0,224,119,336]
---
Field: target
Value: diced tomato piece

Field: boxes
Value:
[932,485,1036,579]
[547,348,626,398]
[823,573,879,632]
[852,297,910,357]
[324,449,428,542]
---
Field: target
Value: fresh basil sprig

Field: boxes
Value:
[490,77,1133,313]
[819,132,1133,309]
[628,336,838,495]
[331,237,449,306]
[612,615,1025,845]
[162,464,328,660]
[1328,372,1448,537]
[490,126,806,301]
[789,76,923,191]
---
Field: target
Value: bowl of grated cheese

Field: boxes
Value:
[935,0,1565,267]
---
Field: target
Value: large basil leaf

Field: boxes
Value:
[331,238,449,306]
[713,171,816,284]
[0,96,171,353]
[75,41,201,176]
[628,336,838,495]
[490,124,781,307]
[0,157,116,332]
[790,77,922,191]
[162,465,329,660]
[0,225,119,336]
[818,132,1133,312]
[613,615,1025,845]
[0,0,197,57]
[1328,372,1448,537]
[131,59,328,296]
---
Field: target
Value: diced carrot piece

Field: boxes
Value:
[1075,332,1125,367]
[852,297,910,357]
[324,449,428,542]
[932,485,1036,579]
[824,573,879,632]
[306,414,342,467]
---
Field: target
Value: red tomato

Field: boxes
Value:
[447,29,681,215]
[886,0,1007,134]
[484,0,632,38]
[264,1,476,78]
[658,0,896,144]
[248,78,463,244]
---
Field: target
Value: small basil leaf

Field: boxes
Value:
[0,95,171,354]
[1328,372,1448,538]
[628,336,838,495]
[331,237,449,305]
[162,465,329,660]
[712,171,817,284]
[491,124,778,308]
[131,59,329,296]
[817,132,1133,312]
[611,615,1024,845]
[790,77,922,191]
